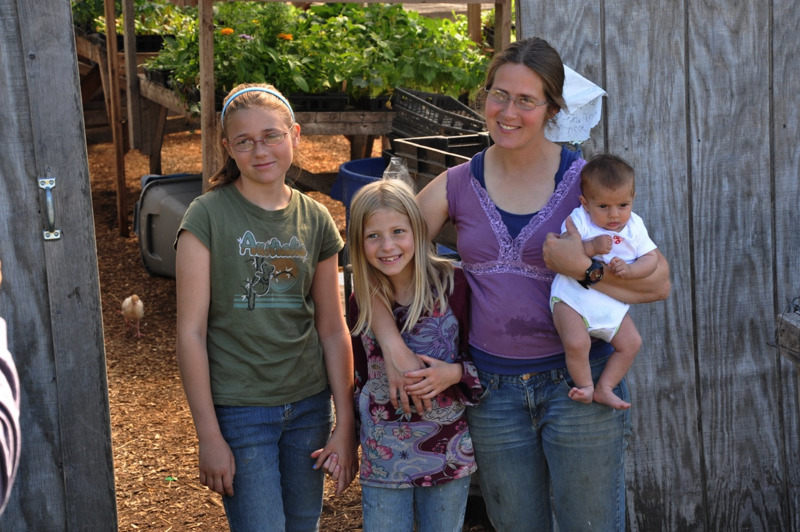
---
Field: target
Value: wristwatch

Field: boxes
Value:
[578,259,604,289]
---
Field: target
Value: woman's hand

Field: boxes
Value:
[544,216,592,279]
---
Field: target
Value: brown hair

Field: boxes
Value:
[483,37,567,125]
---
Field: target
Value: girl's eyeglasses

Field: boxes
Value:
[230,132,288,152]
[484,88,549,112]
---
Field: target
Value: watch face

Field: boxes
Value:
[588,262,604,283]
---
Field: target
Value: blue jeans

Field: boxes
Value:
[361,476,471,532]
[467,356,630,532]
[215,388,334,532]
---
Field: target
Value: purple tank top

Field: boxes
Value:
[446,151,585,367]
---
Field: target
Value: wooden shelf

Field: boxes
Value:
[137,74,394,173]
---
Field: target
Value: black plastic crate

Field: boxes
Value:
[289,93,348,112]
[391,88,486,137]
[392,134,491,252]
[393,133,491,185]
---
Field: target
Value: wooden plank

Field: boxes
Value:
[467,4,482,43]
[290,166,338,195]
[102,0,129,236]
[688,2,787,530]
[80,63,103,104]
[772,0,800,528]
[601,3,700,529]
[777,313,800,366]
[139,74,394,136]
[517,1,605,156]
[198,0,216,184]
[0,5,69,524]
[0,0,116,529]
[298,112,393,136]
[122,0,143,151]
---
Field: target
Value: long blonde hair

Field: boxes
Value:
[348,179,454,335]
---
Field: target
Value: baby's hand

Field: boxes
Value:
[608,257,631,278]
[591,235,613,256]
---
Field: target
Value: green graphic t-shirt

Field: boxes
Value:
[179,184,343,406]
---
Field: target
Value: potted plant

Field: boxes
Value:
[73,0,191,52]
[141,2,491,113]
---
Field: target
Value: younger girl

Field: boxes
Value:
[175,83,357,531]
[347,179,481,532]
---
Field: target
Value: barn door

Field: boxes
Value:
[0,1,116,530]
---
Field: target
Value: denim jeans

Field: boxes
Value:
[467,356,630,532]
[361,476,471,532]
[215,388,334,532]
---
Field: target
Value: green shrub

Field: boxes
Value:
[77,1,492,106]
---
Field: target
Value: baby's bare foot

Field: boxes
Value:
[568,385,594,404]
[593,386,631,410]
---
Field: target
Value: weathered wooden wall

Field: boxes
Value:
[519,1,800,530]
[0,0,116,529]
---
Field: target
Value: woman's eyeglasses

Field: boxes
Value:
[484,88,549,112]
[230,132,288,152]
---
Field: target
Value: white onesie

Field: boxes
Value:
[550,206,657,342]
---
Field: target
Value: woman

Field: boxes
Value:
[371,37,670,531]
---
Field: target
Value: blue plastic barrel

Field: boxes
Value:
[331,157,387,210]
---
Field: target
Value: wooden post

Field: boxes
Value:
[122,0,143,151]
[467,4,483,44]
[199,0,218,188]
[103,0,129,236]
[494,0,511,52]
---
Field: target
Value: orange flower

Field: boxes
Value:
[220,28,234,36]
[277,33,293,41]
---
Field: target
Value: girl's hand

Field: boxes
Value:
[404,355,462,401]
[198,433,236,497]
[310,448,340,480]
[382,341,431,414]
[311,426,358,496]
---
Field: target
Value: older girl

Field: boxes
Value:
[176,83,357,531]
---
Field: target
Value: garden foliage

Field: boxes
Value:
[72,0,492,107]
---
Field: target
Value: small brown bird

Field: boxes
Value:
[121,294,145,338]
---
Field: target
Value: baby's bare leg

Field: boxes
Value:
[594,314,641,410]
[552,302,594,404]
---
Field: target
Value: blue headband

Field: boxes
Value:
[220,87,295,124]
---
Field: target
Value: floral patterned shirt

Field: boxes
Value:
[349,269,481,488]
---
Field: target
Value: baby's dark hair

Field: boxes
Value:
[581,153,636,196]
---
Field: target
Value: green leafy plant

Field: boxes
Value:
[277,3,490,100]
[142,2,491,106]
[72,0,192,36]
